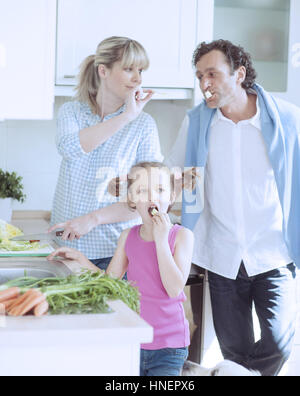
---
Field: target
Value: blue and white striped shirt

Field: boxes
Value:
[51,101,163,259]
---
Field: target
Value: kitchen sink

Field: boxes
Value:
[0,261,73,284]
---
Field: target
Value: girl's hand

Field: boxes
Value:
[47,247,94,270]
[152,213,172,244]
[124,88,154,122]
[48,212,98,241]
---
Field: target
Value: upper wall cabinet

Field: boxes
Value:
[213,0,300,107]
[285,0,300,107]
[0,0,56,120]
[56,0,199,95]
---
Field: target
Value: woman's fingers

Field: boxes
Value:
[48,222,66,233]
[64,250,81,260]
[61,229,72,240]
[60,227,80,241]
[66,232,74,241]
[69,232,79,241]
[139,90,154,105]
[47,247,80,262]
[47,247,71,261]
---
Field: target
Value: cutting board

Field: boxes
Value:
[0,243,55,257]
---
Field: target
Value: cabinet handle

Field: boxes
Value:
[63,75,76,79]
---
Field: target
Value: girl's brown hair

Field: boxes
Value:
[75,36,150,113]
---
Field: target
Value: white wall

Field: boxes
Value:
[0,98,192,211]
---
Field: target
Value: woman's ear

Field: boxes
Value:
[98,64,107,79]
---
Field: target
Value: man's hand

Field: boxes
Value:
[183,167,201,192]
[174,167,201,197]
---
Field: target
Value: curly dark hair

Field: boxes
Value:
[192,39,257,91]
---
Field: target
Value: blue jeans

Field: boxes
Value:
[208,262,298,376]
[140,347,188,376]
[90,257,127,280]
[90,257,112,271]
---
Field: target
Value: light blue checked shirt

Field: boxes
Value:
[51,101,163,259]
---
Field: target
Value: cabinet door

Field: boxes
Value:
[213,0,291,93]
[0,0,56,120]
[213,0,300,107]
[284,0,300,107]
[56,0,197,88]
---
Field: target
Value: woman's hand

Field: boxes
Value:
[48,212,98,241]
[152,213,172,245]
[47,247,96,270]
[124,88,154,122]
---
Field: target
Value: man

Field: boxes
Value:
[166,39,300,376]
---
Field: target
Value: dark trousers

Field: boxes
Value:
[90,257,113,271]
[208,262,298,376]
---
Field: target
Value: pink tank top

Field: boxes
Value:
[125,224,190,350]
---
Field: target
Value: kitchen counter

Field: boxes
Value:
[0,212,153,376]
[0,300,152,376]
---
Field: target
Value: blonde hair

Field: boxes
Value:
[75,36,150,113]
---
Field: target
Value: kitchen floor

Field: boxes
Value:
[280,308,300,376]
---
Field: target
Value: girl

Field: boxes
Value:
[48,162,194,376]
[50,36,163,271]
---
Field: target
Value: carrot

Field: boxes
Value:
[8,290,46,317]
[7,289,36,311]
[0,287,20,303]
[33,300,49,317]
[2,297,19,311]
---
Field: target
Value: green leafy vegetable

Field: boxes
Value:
[0,240,43,252]
[0,270,140,314]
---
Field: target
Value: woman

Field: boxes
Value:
[50,36,163,270]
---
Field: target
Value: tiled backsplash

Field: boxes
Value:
[0,97,192,211]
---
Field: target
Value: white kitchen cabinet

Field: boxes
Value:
[0,0,56,120]
[283,0,300,107]
[55,0,201,97]
[213,0,300,107]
